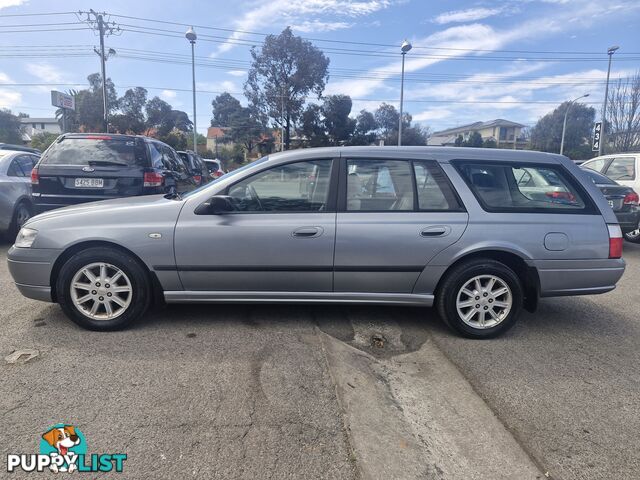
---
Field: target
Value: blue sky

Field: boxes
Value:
[1,0,639,135]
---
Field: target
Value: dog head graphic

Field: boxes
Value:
[41,425,81,456]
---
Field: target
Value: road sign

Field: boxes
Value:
[50,90,75,111]
[592,122,602,152]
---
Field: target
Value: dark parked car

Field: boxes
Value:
[0,150,39,238]
[177,150,208,186]
[0,143,41,154]
[31,133,197,212]
[581,168,640,237]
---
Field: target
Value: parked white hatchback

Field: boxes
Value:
[582,152,640,242]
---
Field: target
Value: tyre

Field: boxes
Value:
[56,247,151,331]
[8,201,33,240]
[436,258,523,339]
[623,227,640,243]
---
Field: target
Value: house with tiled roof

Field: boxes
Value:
[429,119,527,149]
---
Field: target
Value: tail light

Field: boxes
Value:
[30,167,39,185]
[193,175,202,184]
[623,192,639,206]
[143,171,164,187]
[608,224,623,259]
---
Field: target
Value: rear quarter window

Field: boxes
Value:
[41,137,148,167]
[454,160,595,214]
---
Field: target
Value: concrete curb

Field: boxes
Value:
[318,329,545,480]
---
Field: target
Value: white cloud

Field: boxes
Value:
[211,0,394,57]
[0,0,27,9]
[227,70,246,77]
[432,7,503,25]
[26,63,64,83]
[0,89,21,109]
[160,89,177,100]
[197,80,238,93]
[291,20,353,33]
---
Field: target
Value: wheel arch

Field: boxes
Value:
[434,249,540,313]
[50,240,164,306]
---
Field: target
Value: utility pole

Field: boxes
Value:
[79,10,120,132]
[398,40,412,146]
[599,45,619,156]
[185,27,198,153]
[280,85,285,151]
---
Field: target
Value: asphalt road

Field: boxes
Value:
[1,239,639,479]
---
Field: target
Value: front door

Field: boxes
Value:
[174,158,336,292]
[334,157,468,293]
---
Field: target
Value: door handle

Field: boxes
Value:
[292,227,323,238]
[420,226,451,237]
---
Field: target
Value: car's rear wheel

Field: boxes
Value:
[436,258,523,338]
[56,247,151,330]
[623,227,640,243]
[8,201,32,239]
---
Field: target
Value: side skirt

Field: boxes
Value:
[163,291,434,306]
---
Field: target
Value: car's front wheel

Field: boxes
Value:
[56,247,151,330]
[623,228,640,243]
[436,258,523,338]
[8,201,32,239]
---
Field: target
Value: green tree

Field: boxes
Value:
[112,87,148,134]
[322,95,356,145]
[300,104,327,147]
[350,110,378,145]
[483,138,497,148]
[228,107,263,154]
[186,133,207,152]
[463,131,483,147]
[159,128,188,150]
[145,97,192,136]
[606,71,640,153]
[0,109,23,143]
[211,92,243,127]
[30,132,58,151]
[374,103,399,140]
[530,101,595,159]
[244,27,329,150]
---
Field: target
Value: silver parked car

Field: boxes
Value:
[7,147,625,338]
[0,150,39,239]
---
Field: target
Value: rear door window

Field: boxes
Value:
[346,159,414,211]
[413,161,464,211]
[582,157,610,173]
[455,161,592,213]
[40,137,148,167]
[604,157,635,181]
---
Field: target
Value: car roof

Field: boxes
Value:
[265,146,567,165]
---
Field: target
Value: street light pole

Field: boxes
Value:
[398,40,412,147]
[599,45,619,156]
[186,27,198,154]
[560,93,589,156]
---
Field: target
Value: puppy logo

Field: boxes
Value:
[42,425,81,457]
[39,424,85,473]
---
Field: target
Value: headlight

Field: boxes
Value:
[14,228,38,248]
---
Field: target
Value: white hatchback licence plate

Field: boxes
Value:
[74,178,104,188]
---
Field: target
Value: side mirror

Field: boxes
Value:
[194,195,235,215]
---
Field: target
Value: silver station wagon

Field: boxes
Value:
[7,147,625,338]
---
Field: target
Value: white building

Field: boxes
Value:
[20,117,61,142]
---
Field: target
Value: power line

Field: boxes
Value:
[106,12,640,55]
[0,82,619,105]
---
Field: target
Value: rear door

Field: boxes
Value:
[334,157,468,293]
[34,136,148,205]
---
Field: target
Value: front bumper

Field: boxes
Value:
[7,246,62,303]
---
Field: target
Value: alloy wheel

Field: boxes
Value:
[70,263,133,320]
[456,275,512,329]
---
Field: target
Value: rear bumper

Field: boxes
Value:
[7,246,61,303]
[533,258,626,297]
[615,210,640,233]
